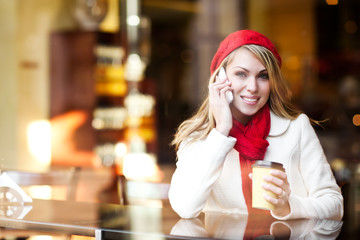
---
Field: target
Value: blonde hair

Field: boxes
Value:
[171,45,302,151]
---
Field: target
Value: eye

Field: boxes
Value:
[258,72,269,80]
[235,71,247,78]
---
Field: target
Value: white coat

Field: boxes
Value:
[168,112,343,220]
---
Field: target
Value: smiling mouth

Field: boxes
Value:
[241,96,259,103]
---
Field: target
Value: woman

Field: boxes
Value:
[168,30,343,220]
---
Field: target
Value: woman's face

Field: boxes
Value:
[226,48,270,125]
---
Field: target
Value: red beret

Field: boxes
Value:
[210,30,282,74]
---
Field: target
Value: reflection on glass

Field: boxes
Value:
[171,213,343,240]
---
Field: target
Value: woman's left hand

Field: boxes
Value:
[262,170,291,217]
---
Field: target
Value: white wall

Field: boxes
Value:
[0,0,18,170]
[0,0,76,171]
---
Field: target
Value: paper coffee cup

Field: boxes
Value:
[251,161,284,210]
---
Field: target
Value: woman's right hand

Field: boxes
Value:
[208,76,233,136]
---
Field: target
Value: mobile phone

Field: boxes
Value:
[218,67,233,104]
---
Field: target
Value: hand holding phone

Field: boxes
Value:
[218,67,233,104]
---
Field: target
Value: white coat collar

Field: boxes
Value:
[269,111,291,136]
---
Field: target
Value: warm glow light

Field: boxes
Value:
[326,0,338,5]
[27,185,52,200]
[345,20,358,34]
[353,114,360,126]
[28,235,54,240]
[285,56,300,71]
[123,153,157,180]
[127,15,140,26]
[27,120,51,166]
[115,142,127,158]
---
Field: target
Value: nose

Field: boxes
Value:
[246,77,258,93]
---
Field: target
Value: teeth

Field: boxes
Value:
[243,97,257,102]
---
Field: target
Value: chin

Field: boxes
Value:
[231,107,255,121]
[242,111,258,118]
[239,105,262,116]
[232,101,266,117]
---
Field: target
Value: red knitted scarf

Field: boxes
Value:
[229,104,271,215]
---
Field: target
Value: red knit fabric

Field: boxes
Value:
[229,104,274,238]
[210,30,282,74]
[229,104,271,215]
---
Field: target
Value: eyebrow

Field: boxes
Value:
[234,66,267,73]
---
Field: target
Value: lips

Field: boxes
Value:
[241,96,259,104]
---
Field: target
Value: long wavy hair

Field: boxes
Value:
[171,45,303,151]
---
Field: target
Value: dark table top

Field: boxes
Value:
[0,198,358,239]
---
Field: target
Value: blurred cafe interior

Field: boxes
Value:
[0,0,360,238]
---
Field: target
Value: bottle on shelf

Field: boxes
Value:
[94,36,129,205]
